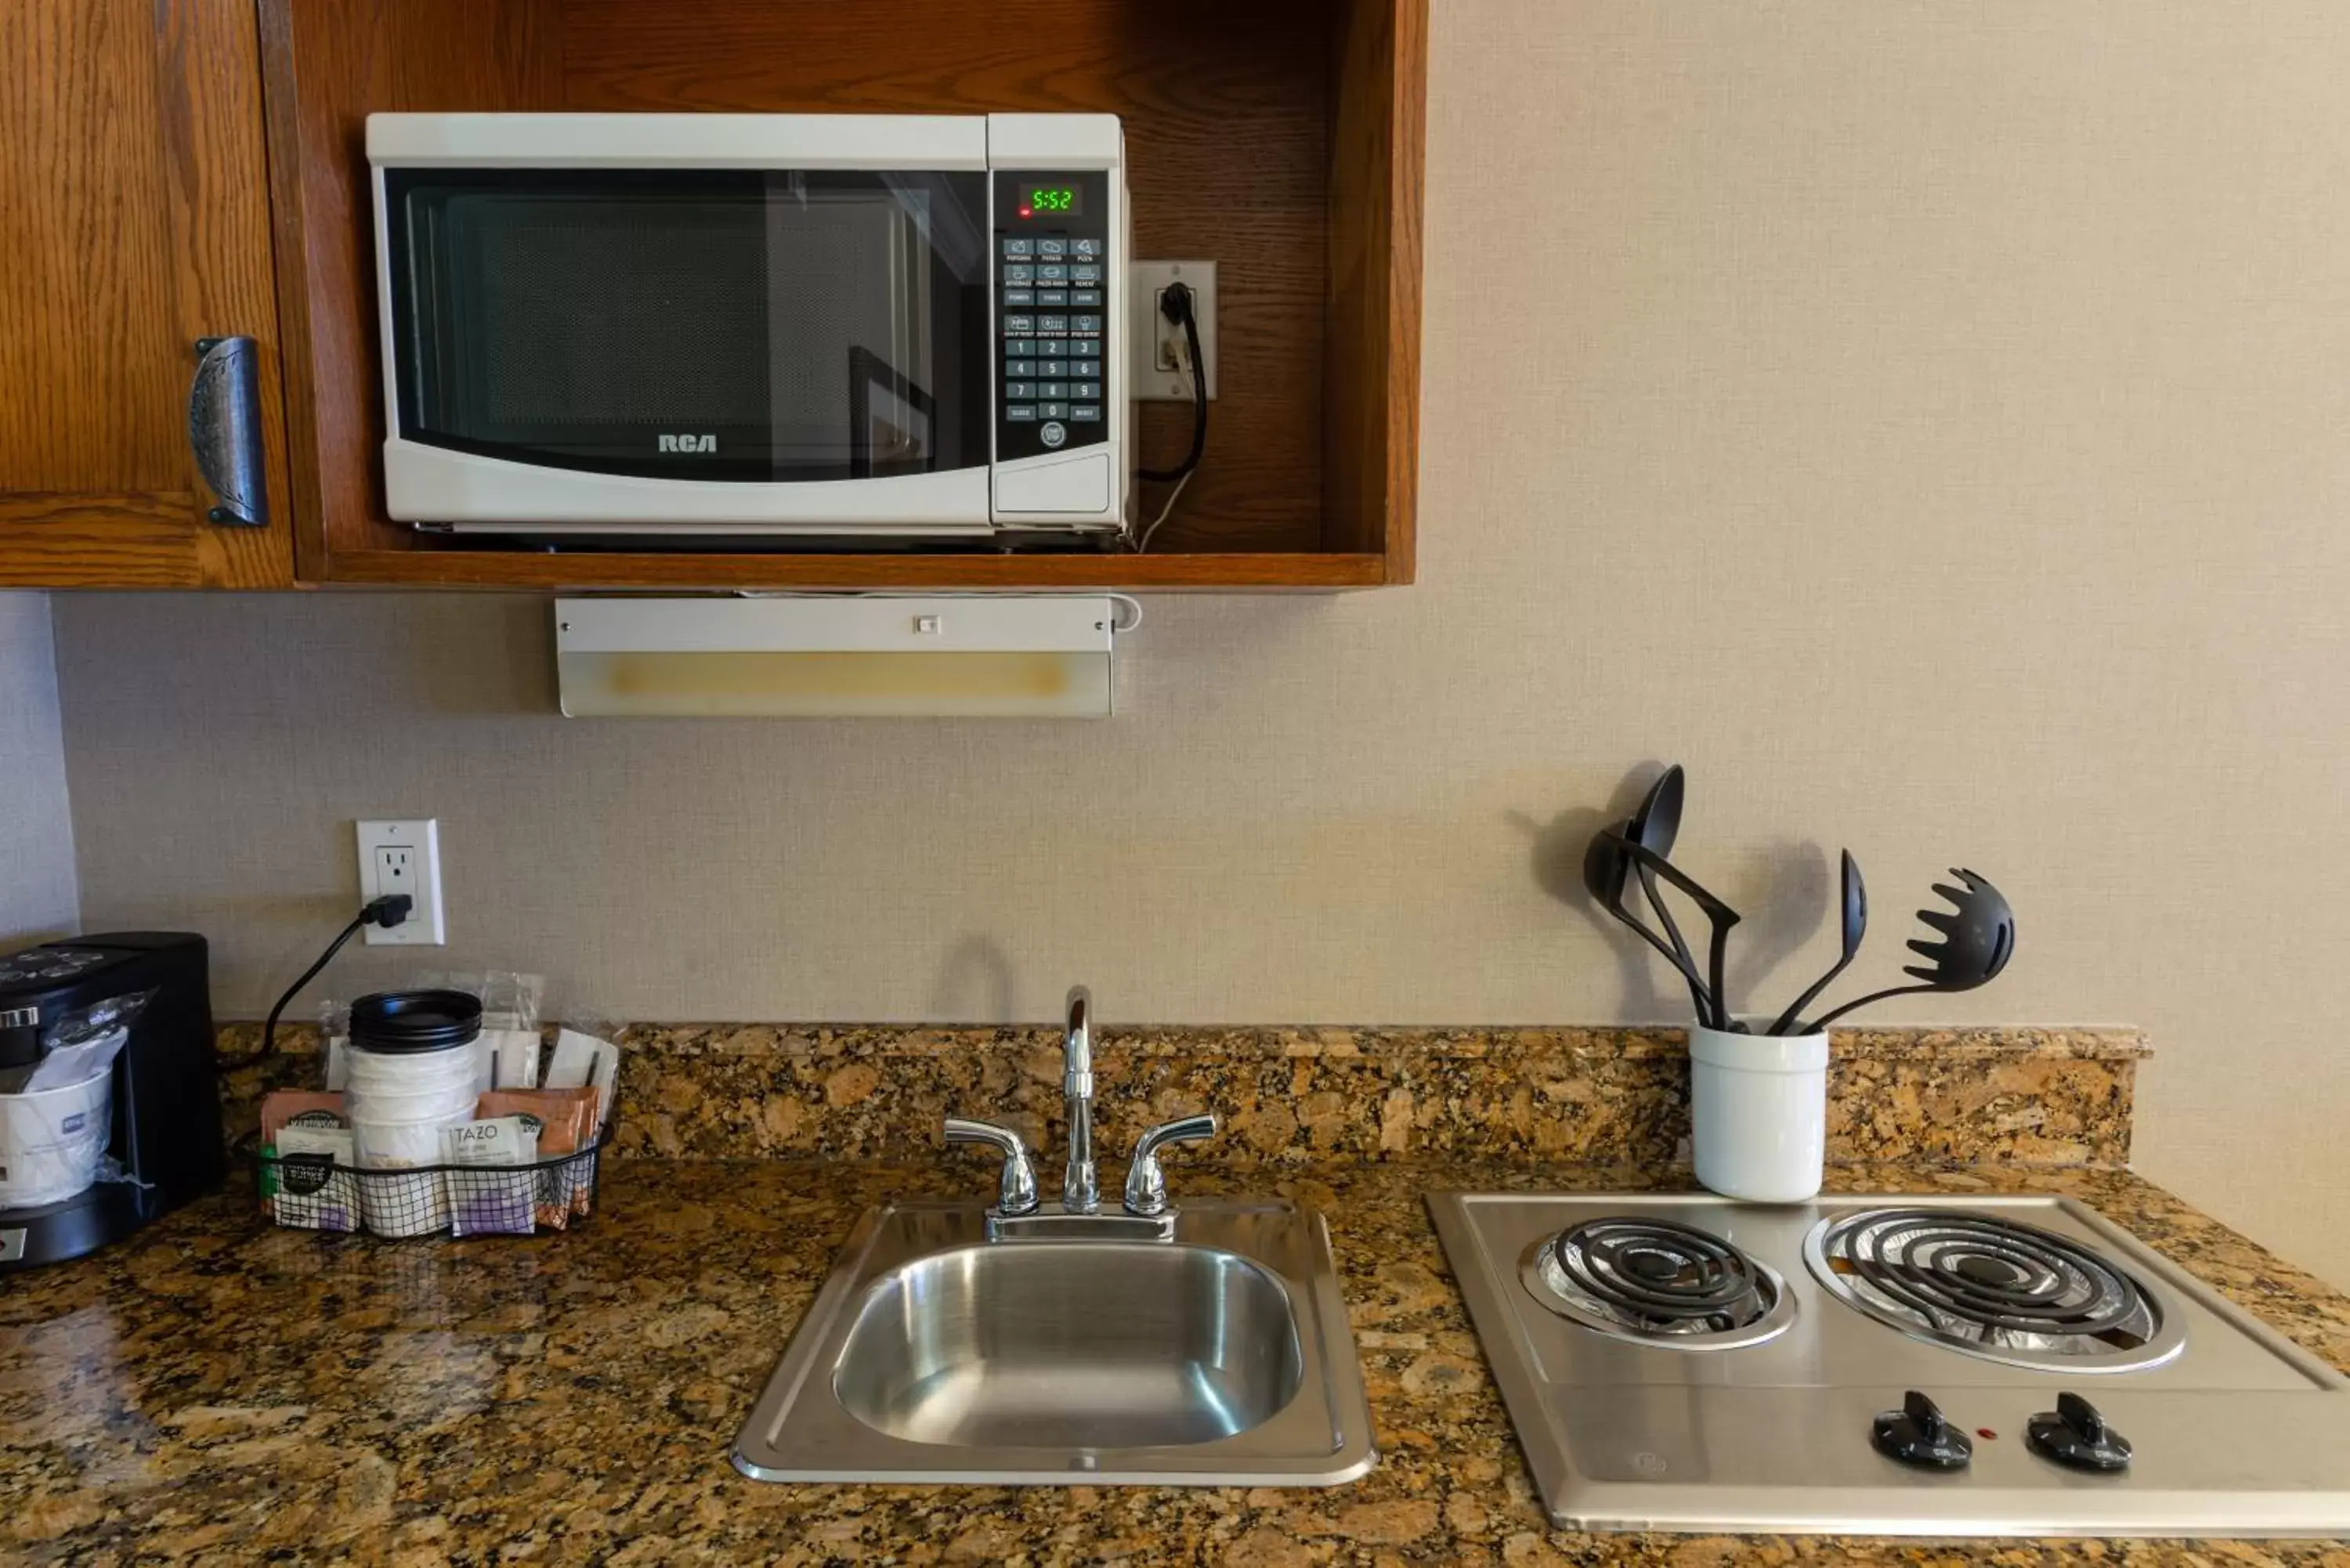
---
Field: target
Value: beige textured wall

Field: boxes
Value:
[47,1,2350,1284]
[0,593,78,944]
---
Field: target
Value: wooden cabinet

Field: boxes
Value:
[0,0,296,588]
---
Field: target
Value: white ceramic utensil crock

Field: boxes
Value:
[1689,1022,1828,1202]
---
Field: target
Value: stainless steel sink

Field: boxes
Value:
[833,1240,1303,1448]
[732,1198,1376,1485]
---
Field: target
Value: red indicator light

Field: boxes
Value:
[1018,205,1032,219]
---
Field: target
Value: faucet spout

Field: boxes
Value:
[1062,985,1097,1212]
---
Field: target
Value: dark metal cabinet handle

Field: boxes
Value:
[188,335,267,527]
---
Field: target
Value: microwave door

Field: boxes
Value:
[766,180,937,479]
[381,165,992,530]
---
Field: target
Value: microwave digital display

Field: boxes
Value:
[1015,183,1083,219]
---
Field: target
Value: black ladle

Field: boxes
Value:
[1803,869,2014,1031]
[1602,830,1743,1031]
[1766,849,1867,1035]
[1625,767,1706,1011]
[1582,824,1713,1022]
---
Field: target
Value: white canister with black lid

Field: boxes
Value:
[347,989,482,1235]
[347,990,481,1111]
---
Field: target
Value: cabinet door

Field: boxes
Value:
[0,0,295,587]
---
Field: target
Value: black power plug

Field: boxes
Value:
[363,894,414,930]
[1138,281,1207,486]
[1159,279,1195,334]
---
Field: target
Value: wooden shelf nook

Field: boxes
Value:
[256,0,1424,591]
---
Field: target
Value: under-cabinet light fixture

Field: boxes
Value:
[553,596,1126,718]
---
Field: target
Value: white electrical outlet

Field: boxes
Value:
[1128,260,1218,401]
[356,819,446,945]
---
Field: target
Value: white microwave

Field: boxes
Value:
[367,113,1128,541]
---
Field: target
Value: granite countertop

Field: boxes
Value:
[5,1158,2348,1566]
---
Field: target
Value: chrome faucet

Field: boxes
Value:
[1062,985,1097,1212]
[945,984,1218,1239]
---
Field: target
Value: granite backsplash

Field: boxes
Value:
[215,1023,2144,1171]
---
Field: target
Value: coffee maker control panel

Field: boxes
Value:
[0,948,107,987]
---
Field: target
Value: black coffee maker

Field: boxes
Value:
[0,932,223,1270]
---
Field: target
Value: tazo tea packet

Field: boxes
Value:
[440,1115,539,1237]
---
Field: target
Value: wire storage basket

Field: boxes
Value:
[245,1127,610,1237]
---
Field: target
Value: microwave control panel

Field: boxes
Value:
[993,169,1111,464]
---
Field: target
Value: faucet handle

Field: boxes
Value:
[1123,1113,1217,1217]
[944,1117,1040,1216]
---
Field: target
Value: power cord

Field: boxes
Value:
[1137,282,1206,482]
[1133,280,1207,554]
[261,894,411,1057]
[1133,468,1191,555]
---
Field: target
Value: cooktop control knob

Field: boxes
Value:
[1872,1390,1973,1470]
[2027,1391,2132,1472]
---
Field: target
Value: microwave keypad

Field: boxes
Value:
[995,170,1111,466]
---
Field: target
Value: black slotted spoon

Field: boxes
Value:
[1802,869,2014,1032]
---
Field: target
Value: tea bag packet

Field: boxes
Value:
[480,972,547,1089]
[267,1122,358,1232]
[320,999,351,1090]
[259,1090,349,1143]
[441,1115,539,1236]
[544,1019,618,1137]
[476,1089,593,1230]
[258,1092,355,1230]
[486,1029,540,1090]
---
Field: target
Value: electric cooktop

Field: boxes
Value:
[1428,1192,2350,1536]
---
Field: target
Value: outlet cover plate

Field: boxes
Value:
[356,818,446,945]
[1128,259,1218,400]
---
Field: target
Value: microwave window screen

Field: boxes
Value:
[386,169,988,482]
[769,187,927,468]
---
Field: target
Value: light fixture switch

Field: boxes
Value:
[356,818,446,945]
